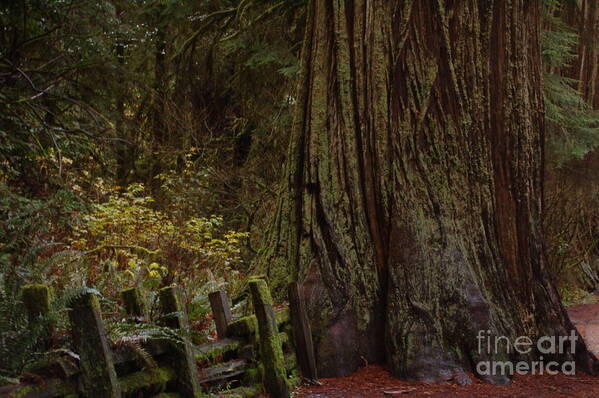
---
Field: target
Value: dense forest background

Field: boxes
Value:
[0,0,597,377]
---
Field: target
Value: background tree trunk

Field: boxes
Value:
[114,39,131,185]
[259,0,599,384]
[562,0,599,108]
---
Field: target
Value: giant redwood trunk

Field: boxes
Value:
[259,0,598,384]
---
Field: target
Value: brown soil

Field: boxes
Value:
[568,298,599,355]
[295,297,599,398]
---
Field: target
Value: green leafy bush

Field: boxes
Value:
[61,183,248,298]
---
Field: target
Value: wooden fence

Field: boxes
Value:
[1,279,317,398]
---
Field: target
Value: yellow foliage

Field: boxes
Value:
[69,183,248,294]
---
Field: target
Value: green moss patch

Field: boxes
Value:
[121,287,148,318]
[119,367,175,397]
[9,379,75,398]
[225,308,290,339]
[195,338,241,364]
[275,308,290,327]
[226,315,258,338]
[284,353,297,372]
[151,393,181,398]
[287,376,301,389]
[214,385,261,398]
[21,284,53,317]
[242,365,262,385]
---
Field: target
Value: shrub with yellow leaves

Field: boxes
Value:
[65,183,248,297]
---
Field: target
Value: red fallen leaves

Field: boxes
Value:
[296,297,599,397]
[568,297,599,355]
[294,365,599,398]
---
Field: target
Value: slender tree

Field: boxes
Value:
[259,0,598,383]
[562,0,599,108]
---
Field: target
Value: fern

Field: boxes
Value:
[0,295,54,376]
[108,320,187,369]
[541,2,599,164]
[113,339,158,369]
[544,73,599,161]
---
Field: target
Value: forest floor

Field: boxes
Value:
[294,296,599,398]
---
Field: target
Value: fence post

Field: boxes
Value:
[121,287,148,319]
[22,284,54,349]
[209,290,232,338]
[249,279,289,398]
[22,284,52,321]
[288,282,317,380]
[158,285,201,397]
[68,292,121,397]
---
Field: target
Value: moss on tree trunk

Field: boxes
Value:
[257,0,599,384]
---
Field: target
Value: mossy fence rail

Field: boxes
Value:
[1,280,317,398]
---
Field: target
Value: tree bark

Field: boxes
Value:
[153,24,167,146]
[114,38,131,185]
[259,0,599,384]
[562,0,599,108]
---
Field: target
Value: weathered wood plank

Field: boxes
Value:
[195,338,241,363]
[198,359,247,384]
[22,284,54,349]
[68,292,121,397]
[121,287,148,319]
[288,282,317,380]
[158,285,201,397]
[22,284,52,320]
[249,279,289,398]
[209,290,233,339]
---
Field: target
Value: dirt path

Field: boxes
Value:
[295,298,599,398]
[568,298,599,356]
